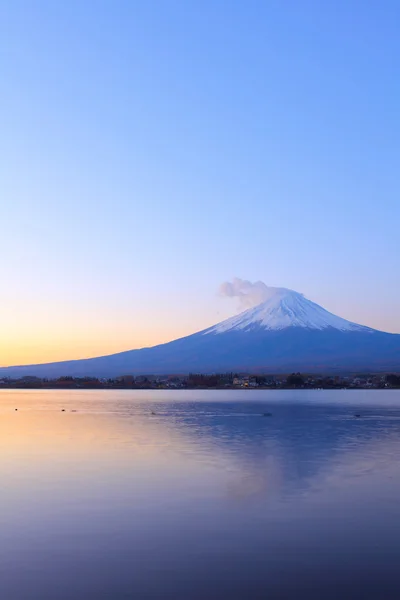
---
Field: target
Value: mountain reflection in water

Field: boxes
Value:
[1,389,400,600]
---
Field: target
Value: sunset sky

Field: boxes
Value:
[1,1,399,366]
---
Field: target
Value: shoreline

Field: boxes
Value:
[0,385,397,391]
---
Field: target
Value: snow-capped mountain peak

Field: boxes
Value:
[206,287,370,334]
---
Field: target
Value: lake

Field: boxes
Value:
[1,389,400,599]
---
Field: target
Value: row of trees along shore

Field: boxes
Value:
[1,372,400,389]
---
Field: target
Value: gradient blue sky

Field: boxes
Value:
[1,0,399,365]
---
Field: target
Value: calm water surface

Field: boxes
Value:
[1,389,400,599]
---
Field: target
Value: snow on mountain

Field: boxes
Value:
[206,287,372,334]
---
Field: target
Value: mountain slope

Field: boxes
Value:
[206,287,372,333]
[1,288,399,377]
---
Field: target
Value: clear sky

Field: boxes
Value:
[1,0,399,366]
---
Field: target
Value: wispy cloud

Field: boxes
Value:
[218,278,278,310]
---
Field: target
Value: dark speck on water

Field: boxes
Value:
[1,388,400,600]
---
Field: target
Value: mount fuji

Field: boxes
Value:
[2,287,400,377]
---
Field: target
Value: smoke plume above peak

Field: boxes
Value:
[218,278,279,310]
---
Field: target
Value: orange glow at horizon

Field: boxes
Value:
[0,293,225,367]
[0,324,198,367]
[1,335,166,367]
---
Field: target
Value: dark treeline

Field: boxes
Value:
[0,372,400,389]
[386,374,400,387]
